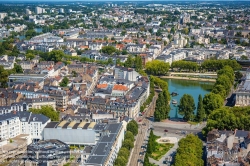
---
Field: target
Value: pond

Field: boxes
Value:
[163,79,214,119]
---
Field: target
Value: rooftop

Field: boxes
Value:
[113,84,128,91]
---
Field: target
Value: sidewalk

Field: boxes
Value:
[154,120,206,130]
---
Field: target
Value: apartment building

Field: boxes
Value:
[114,66,140,82]
[0,111,50,141]
[235,68,250,106]
[84,123,124,166]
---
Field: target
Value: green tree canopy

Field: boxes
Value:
[124,55,134,68]
[173,134,203,166]
[41,50,64,63]
[122,139,134,150]
[171,60,198,72]
[145,60,170,76]
[26,53,35,60]
[154,90,170,121]
[201,59,241,71]
[0,66,9,88]
[60,77,69,87]
[196,94,205,122]
[100,46,117,55]
[29,106,59,121]
[124,131,134,142]
[235,71,243,81]
[203,93,224,116]
[134,55,143,71]
[178,94,196,121]
[217,65,235,84]
[117,147,130,160]
[211,85,227,99]
[114,156,127,166]
[203,106,250,135]
[127,120,138,136]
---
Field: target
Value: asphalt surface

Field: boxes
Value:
[127,95,157,166]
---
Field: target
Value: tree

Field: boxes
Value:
[121,30,126,36]
[181,28,189,35]
[41,50,64,63]
[217,66,235,84]
[171,60,198,72]
[0,45,5,55]
[100,46,117,55]
[29,106,59,121]
[144,153,150,166]
[26,53,35,60]
[147,130,157,154]
[154,90,170,121]
[72,71,77,77]
[60,77,69,87]
[121,50,128,55]
[114,156,127,166]
[203,93,224,116]
[107,58,114,65]
[240,55,248,60]
[145,60,170,75]
[0,66,9,88]
[178,94,196,121]
[173,134,203,166]
[203,106,250,135]
[124,131,134,142]
[134,55,143,71]
[127,120,138,136]
[9,46,19,56]
[117,147,130,160]
[215,75,232,94]
[13,64,23,73]
[201,59,241,71]
[25,29,37,39]
[235,71,243,80]
[211,85,227,99]
[196,95,205,122]
[122,139,134,150]
[124,55,134,68]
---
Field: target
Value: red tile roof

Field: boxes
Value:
[97,84,108,89]
[113,84,128,91]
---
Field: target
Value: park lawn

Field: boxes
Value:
[150,143,174,161]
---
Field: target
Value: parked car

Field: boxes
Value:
[138,119,142,122]
[164,129,168,132]
[77,157,81,163]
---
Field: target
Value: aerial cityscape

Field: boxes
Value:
[0,1,249,166]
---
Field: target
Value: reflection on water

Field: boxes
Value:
[164,79,214,118]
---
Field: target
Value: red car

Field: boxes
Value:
[164,129,168,132]
[138,119,142,122]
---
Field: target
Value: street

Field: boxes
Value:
[127,94,157,166]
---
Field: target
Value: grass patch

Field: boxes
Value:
[70,155,75,161]
[150,143,174,161]
[70,145,84,150]
[63,163,70,166]
[187,121,199,125]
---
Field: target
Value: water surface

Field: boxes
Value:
[163,79,214,118]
